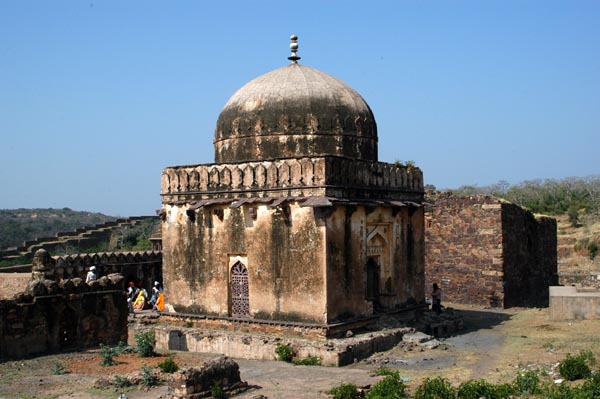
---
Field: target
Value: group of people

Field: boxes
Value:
[85,265,165,313]
[127,280,164,313]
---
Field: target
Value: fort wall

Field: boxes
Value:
[425,196,504,306]
[0,274,128,360]
[0,250,162,301]
[425,195,557,308]
[0,216,157,262]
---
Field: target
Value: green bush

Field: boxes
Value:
[559,351,593,381]
[327,383,360,399]
[568,207,580,227]
[51,362,68,375]
[99,343,118,366]
[375,367,400,377]
[158,356,179,373]
[275,343,294,362]
[457,379,514,399]
[135,330,156,357]
[588,241,599,260]
[115,340,136,355]
[140,364,158,387]
[113,375,131,388]
[581,372,600,397]
[513,370,541,395]
[366,374,406,399]
[293,355,320,366]
[414,377,456,399]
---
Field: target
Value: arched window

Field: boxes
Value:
[230,261,250,318]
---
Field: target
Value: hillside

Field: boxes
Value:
[555,212,600,275]
[447,175,600,277]
[0,208,117,250]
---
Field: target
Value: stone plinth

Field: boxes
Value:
[549,286,600,320]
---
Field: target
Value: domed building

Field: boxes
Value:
[160,36,425,335]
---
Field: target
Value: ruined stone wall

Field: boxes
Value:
[0,275,128,360]
[425,195,558,308]
[162,201,327,324]
[425,196,505,307]
[502,205,558,307]
[161,157,423,202]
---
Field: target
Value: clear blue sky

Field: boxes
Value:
[1,1,598,216]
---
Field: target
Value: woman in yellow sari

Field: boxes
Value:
[133,287,147,310]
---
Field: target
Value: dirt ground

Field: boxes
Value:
[1,304,599,399]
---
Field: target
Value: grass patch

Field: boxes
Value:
[293,356,320,366]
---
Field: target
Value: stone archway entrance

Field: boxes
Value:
[366,257,380,305]
[230,261,250,318]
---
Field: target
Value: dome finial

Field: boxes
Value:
[288,34,301,63]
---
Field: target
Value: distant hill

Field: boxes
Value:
[0,208,117,250]
[441,175,600,276]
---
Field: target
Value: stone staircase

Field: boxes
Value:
[0,216,158,263]
[555,214,600,287]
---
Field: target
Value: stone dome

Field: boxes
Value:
[214,62,378,163]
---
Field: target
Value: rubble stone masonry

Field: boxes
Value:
[425,195,557,308]
[0,250,130,360]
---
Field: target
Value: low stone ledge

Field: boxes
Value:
[153,325,413,367]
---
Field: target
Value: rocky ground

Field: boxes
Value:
[1,304,599,399]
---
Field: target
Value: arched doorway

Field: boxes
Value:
[366,257,380,306]
[58,306,79,351]
[230,261,250,318]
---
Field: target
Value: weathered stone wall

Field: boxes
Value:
[0,274,128,360]
[326,205,425,322]
[51,251,163,292]
[425,195,558,308]
[161,157,423,202]
[425,196,504,306]
[162,201,328,324]
[163,200,425,325]
[155,325,410,366]
[502,205,558,307]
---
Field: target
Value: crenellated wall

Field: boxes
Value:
[0,273,128,360]
[161,157,423,202]
[0,249,163,300]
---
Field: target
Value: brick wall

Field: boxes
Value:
[425,194,557,308]
[425,196,504,307]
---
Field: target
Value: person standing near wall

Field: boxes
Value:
[431,283,442,314]
[85,266,97,283]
